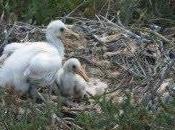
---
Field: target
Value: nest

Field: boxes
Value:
[0,16,175,129]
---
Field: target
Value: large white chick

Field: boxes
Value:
[0,20,66,100]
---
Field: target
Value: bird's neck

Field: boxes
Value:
[46,32,64,57]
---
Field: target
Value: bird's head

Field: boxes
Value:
[63,58,89,82]
[46,20,66,39]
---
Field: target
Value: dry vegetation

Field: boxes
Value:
[0,0,175,130]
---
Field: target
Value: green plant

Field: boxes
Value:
[1,0,174,26]
[76,94,175,130]
[0,0,82,24]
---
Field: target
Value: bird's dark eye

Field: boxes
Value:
[72,65,76,69]
[60,28,64,32]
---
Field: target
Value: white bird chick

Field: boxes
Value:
[56,58,89,99]
[0,20,66,99]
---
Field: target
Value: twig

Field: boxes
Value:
[104,83,122,95]
[3,24,16,45]
[52,113,71,130]
[63,117,75,121]
[65,120,84,130]
[62,106,95,112]
[105,0,111,18]
[146,29,173,44]
[80,25,104,44]
[114,60,145,78]
[62,1,86,22]
[0,11,4,24]
[116,11,125,28]
[100,15,149,43]
[95,15,105,27]
[0,23,16,55]
[98,0,108,14]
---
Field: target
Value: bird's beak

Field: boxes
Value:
[76,66,89,82]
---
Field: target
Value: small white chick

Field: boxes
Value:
[56,58,89,99]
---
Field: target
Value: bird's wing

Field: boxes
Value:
[3,43,26,54]
[24,53,62,85]
[0,43,25,63]
[73,75,87,97]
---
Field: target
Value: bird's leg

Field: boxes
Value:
[26,78,46,103]
[28,85,46,103]
[54,81,78,107]
[54,81,76,107]
[83,92,91,105]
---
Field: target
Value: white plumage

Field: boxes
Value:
[56,58,89,98]
[0,20,65,96]
[0,43,27,63]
